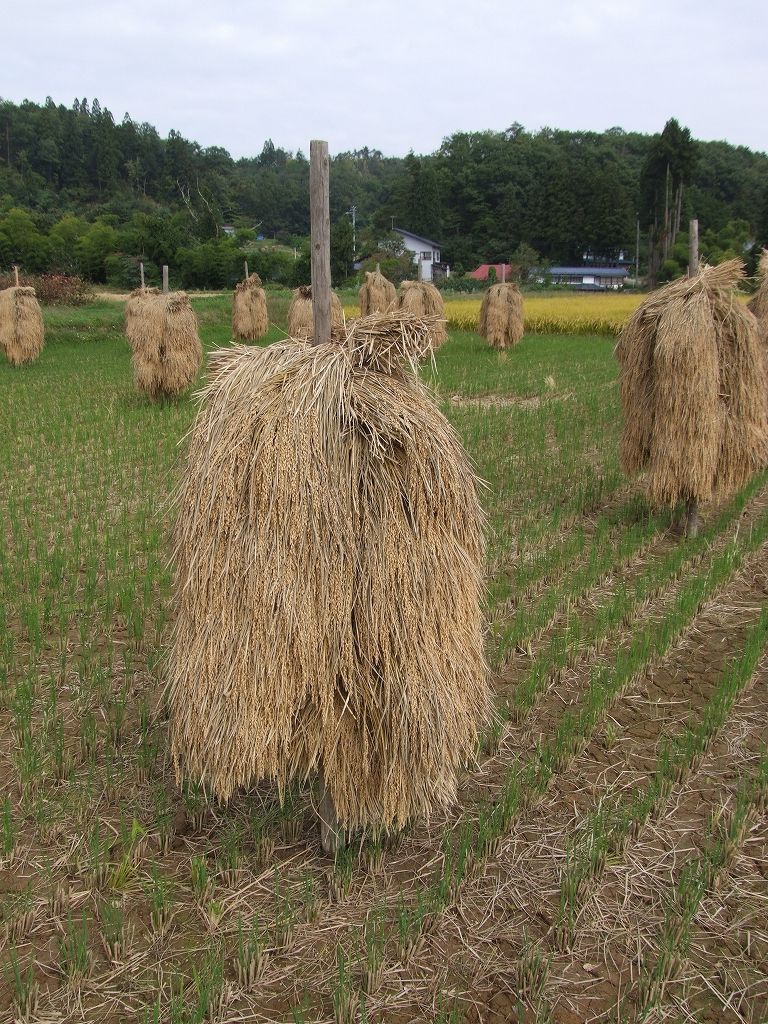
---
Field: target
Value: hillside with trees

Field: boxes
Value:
[1,97,766,288]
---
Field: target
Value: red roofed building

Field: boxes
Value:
[469,263,517,281]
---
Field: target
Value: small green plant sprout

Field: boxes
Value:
[331,944,359,1024]
[330,845,354,902]
[216,820,243,884]
[272,868,296,950]
[181,778,208,831]
[250,812,276,868]
[279,786,305,844]
[58,910,91,985]
[4,888,36,944]
[301,872,319,923]
[362,908,386,995]
[98,898,133,963]
[513,933,552,1005]
[4,945,39,1021]
[189,942,226,1022]
[145,868,174,937]
[190,855,212,903]
[1,796,16,864]
[110,818,146,891]
[234,914,268,989]
[87,821,114,889]
[601,717,619,750]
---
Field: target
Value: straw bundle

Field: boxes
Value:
[358,269,396,316]
[124,286,160,352]
[132,292,203,400]
[287,285,344,341]
[232,273,268,342]
[0,286,44,366]
[168,310,490,831]
[478,282,524,348]
[748,249,768,350]
[397,281,447,348]
[615,260,768,507]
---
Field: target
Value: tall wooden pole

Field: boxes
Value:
[162,265,169,294]
[244,260,249,281]
[688,219,699,277]
[310,140,332,346]
[13,265,19,287]
[139,262,145,289]
[309,140,343,855]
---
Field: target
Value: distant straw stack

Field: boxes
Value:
[748,249,768,351]
[359,269,396,316]
[124,286,160,351]
[478,282,524,348]
[287,285,344,341]
[132,292,203,400]
[232,272,268,342]
[616,259,768,509]
[168,309,490,830]
[397,280,447,349]
[0,285,44,366]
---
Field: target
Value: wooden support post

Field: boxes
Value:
[501,263,506,283]
[13,265,19,287]
[244,260,249,281]
[310,140,332,346]
[309,139,343,854]
[376,262,380,274]
[688,219,699,278]
[162,265,169,294]
[685,497,699,539]
[139,262,145,289]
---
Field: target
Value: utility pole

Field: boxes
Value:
[347,204,357,261]
[635,216,640,288]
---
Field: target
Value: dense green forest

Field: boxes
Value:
[1,96,766,288]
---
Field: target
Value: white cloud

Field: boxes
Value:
[3,0,766,157]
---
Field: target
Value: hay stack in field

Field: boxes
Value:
[397,280,447,348]
[232,272,268,342]
[0,286,44,366]
[124,286,160,351]
[168,309,490,831]
[287,285,344,341]
[132,291,203,400]
[359,269,396,316]
[479,282,524,348]
[615,260,768,515]
[748,249,768,350]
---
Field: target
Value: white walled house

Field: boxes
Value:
[393,228,441,282]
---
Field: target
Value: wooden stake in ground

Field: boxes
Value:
[309,139,343,854]
[162,265,169,294]
[689,218,699,277]
[140,262,145,289]
[13,265,19,287]
[244,260,249,280]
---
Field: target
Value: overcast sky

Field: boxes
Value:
[4,0,766,159]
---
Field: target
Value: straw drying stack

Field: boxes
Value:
[232,272,268,342]
[397,280,447,349]
[748,249,768,351]
[358,269,396,316]
[479,282,524,348]
[124,286,160,352]
[615,259,768,507]
[0,285,44,366]
[287,285,344,341]
[168,309,490,831]
[132,292,202,400]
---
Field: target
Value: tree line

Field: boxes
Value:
[1,96,766,287]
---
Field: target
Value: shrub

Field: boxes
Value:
[0,272,94,306]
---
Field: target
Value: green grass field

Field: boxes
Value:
[1,298,766,1023]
